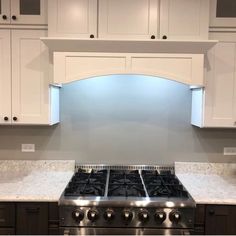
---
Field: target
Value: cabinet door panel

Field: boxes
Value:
[11,30,50,125]
[160,0,209,40]
[204,43,236,127]
[10,0,47,25]
[0,30,11,124]
[99,0,159,39]
[0,0,10,24]
[206,205,236,235]
[48,0,97,38]
[0,203,15,227]
[210,0,236,27]
[0,228,15,235]
[16,203,48,235]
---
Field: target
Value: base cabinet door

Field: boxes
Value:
[193,205,205,235]
[0,203,15,228]
[0,228,15,235]
[0,203,15,235]
[16,203,48,235]
[205,205,236,235]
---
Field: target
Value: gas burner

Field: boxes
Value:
[108,184,146,197]
[142,170,189,198]
[64,169,107,197]
[108,170,146,197]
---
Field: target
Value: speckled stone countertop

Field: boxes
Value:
[0,160,75,202]
[175,162,236,205]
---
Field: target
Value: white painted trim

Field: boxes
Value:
[53,52,205,86]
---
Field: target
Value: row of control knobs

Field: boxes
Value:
[72,209,181,224]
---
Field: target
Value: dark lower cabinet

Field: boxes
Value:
[193,204,205,235]
[16,203,48,235]
[0,202,59,235]
[0,228,15,235]
[48,202,59,235]
[0,203,15,235]
[193,204,236,235]
[205,205,236,235]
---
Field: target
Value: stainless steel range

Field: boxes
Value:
[59,165,196,235]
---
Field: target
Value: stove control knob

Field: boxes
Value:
[138,209,149,222]
[87,209,99,222]
[169,211,181,223]
[122,209,133,223]
[104,209,115,221]
[72,209,84,222]
[154,210,166,223]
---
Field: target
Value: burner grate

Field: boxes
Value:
[142,170,189,198]
[108,170,146,197]
[64,169,107,197]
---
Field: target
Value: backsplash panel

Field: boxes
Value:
[0,75,235,164]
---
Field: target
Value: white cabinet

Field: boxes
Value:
[191,42,236,128]
[0,30,11,124]
[48,0,97,38]
[210,0,236,27]
[0,29,59,125]
[48,0,209,40]
[0,0,47,25]
[160,0,209,40]
[0,0,11,24]
[98,0,159,39]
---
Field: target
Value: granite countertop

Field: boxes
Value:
[175,162,236,205]
[0,160,75,202]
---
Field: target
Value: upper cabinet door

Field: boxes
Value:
[0,0,10,24]
[0,30,11,124]
[10,0,47,25]
[48,0,97,38]
[160,0,209,40]
[98,0,159,39]
[11,30,51,125]
[204,43,236,127]
[210,0,236,27]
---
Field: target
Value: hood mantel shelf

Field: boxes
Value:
[41,37,218,54]
[43,38,218,87]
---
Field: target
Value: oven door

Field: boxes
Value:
[61,227,192,235]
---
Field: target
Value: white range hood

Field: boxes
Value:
[41,38,218,87]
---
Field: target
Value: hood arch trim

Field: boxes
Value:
[54,52,204,87]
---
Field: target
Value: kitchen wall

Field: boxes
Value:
[0,75,236,165]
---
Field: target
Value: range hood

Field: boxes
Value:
[41,38,218,87]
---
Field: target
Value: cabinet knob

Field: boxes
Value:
[162,35,168,40]
[13,117,18,121]
[4,117,9,121]
[2,15,7,20]
[90,34,95,39]
[209,210,215,215]
[151,35,156,39]
[12,15,17,20]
